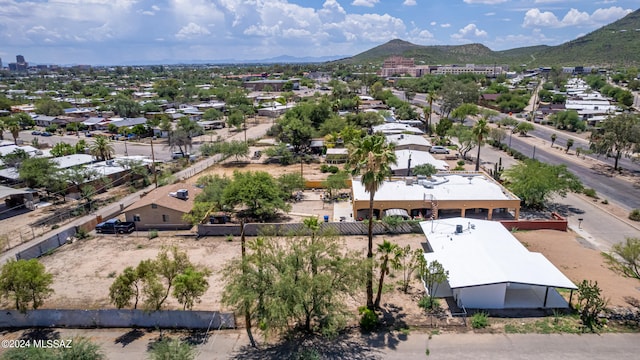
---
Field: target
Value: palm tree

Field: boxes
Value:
[89,135,114,161]
[425,90,437,135]
[347,134,397,309]
[7,120,21,145]
[471,118,490,171]
[374,239,400,308]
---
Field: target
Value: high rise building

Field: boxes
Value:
[16,55,25,63]
[14,55,28,71]
[0,57,3,69]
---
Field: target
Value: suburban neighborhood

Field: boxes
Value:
[1,4,640,359]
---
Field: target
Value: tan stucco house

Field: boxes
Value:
[124,183,202,230]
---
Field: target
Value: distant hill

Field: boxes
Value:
[336,8,640,68]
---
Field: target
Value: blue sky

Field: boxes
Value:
[0,0,637,65]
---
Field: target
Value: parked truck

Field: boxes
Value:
[95,218,136,234]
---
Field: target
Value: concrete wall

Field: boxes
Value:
[456,283,507,309]
[0,309,235,330]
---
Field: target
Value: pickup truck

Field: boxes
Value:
[95,219,136,234]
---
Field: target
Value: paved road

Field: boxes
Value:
[479,142,640,250]
[506,133,640,211]
[3,328,638,360]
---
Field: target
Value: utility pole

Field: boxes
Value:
[150,137,157,188]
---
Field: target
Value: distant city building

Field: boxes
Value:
[379,56,431,77]
[8,54,28,72]
[432,64,505,76]
[0,57,3,69]
[379,56,506,78]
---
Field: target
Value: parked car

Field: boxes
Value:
[95,218,136,234]
[40,132,53,137]
[31,130,41,135]
[172,151,190,159]
[429,146,450,154]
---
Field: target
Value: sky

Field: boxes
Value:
[0,0,637,66]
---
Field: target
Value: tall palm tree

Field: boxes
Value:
[374,239,400,308]
[89,135,114,161]
[472,118,490,171]
[7,120,21,145]
[347,134,397,309]
[425,90,437,135]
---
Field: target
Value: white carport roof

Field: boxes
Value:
[420,218,577,290]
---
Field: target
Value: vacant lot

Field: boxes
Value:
[5,227,636,318]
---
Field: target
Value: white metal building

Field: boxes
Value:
[420,218,577,309]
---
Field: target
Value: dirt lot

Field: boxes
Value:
[7,227,636,321]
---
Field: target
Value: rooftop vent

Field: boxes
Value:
[176,189,189,200]
[455,224,463,234]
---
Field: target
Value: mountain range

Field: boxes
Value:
[336,8,640,68]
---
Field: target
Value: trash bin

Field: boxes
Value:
[323,215,329,223]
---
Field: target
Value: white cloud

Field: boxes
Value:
[485,12,496,16]
[523,6,633,28]
[403,0,417,5]
[451,23,488,40]
[175,22,211,39]
[430,21,437,26]
[440,23,451,28]
[351,0,379,7]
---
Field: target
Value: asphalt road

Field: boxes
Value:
[515,122,640,175]
[506,134,640,211]
[6,328,638,360]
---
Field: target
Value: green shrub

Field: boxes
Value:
[471,311,489,329]
[358,306,378,331]
[148,229,159,239]
[76,228,89,240]
[418,296,440,311]
[456,160,465,167]
[320,164,329,173]
[629,209,640,222]
[583,188,598,198]
[327,165,339,173]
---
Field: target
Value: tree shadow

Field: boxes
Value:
[19,328,60,341]
[180,329,209,346]
[114,328,145,348]
[230,331,384,360]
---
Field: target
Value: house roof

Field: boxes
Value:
[125,183,203,214]
[352,173,518,202]
[372,123,424,135]
[420,218,577,290]
[392,150,449,172]
[386,134,431,148]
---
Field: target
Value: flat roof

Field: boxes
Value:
[52,154,94,169]
[386,133,431,147]
[420,218,576,290]
[352,173,517,202]
[392,150,448,171]
[372,123,424,134]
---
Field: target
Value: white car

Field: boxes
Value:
[429,146,450,154]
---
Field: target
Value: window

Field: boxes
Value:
[133,214,141,222]
[151,203,158,209]
[162,214,168,222]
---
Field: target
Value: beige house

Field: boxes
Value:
[351,172,520,221]
[124,183,202,230]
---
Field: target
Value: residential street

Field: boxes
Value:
[5,328,638,360]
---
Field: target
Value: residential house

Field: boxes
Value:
[124,183,202,230]
[351,172,521,221]
[420,218,576,309]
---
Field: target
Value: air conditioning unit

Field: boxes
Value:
[176,189,189,200]
[106,159,114,166]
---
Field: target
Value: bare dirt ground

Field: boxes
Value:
[5,227,636,322]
